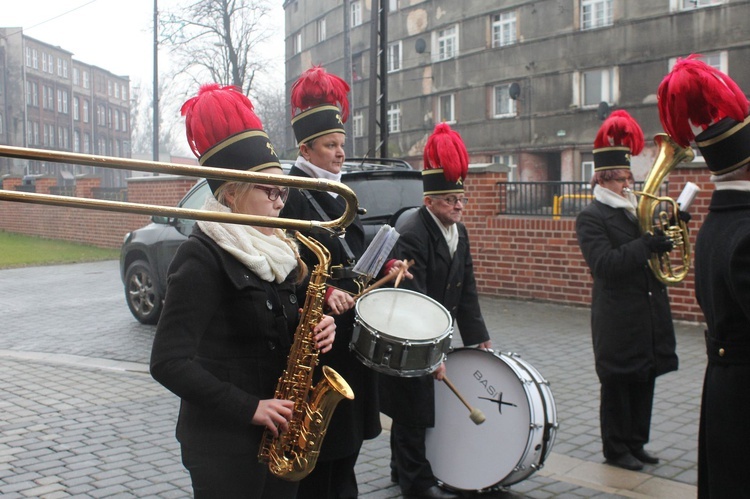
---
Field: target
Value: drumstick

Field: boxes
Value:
[393,259,408,288]
[354,259,414,299]
[442,375,486,425]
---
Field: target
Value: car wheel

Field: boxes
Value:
[124,260,163,325]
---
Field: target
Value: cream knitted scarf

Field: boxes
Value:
[197,196,298,283]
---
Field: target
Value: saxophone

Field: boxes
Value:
[258,231,355,481]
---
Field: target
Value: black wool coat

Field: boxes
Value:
[379,206,490,427]
[279,165,381,461]
[575,200,678,383]
[694,189,750,498]
[150,228,299,455]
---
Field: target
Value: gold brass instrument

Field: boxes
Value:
[0,145,359,235]
[632,133,695,285]
[258,232,354,481]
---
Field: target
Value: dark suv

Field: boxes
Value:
[120,158,423,324]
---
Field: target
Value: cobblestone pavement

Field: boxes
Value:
[0,261,704,498]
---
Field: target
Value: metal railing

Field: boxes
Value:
[497,181,668,218]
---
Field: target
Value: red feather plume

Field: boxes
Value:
[594,109,644,155]
[291,66,350,122]
[181,83,263,158]
[657,54,749,147]
[423,123,469,182]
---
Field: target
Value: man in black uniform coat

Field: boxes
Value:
[379,123,492,499]
[658,55,750,498]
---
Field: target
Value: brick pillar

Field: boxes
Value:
[75,176,102,198]
[35,176,57,194]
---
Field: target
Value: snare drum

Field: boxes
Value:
[425,348,557,491]
[350,288,453,377]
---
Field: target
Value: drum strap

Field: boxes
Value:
[301,189,357,266]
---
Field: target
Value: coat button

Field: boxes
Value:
[268,341,276,351]
[244,274,250,280]
[290,295,297,304]
[457,282,461,287]
[719,348,725,357]
[266,300,273,310]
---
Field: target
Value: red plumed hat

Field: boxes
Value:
[657,54,750,174]
[422,123,469,195]
[593,110,644,172]
[180,83,280,193]
[291,66,350,145]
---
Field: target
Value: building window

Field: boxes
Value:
[27,121,40,145]
[43,85,54,110]
[581,67,617,107]
[26,81,39,107]
[73,98,80,121]
[59,126,70,149]
[438,94,455,124]
[73,68,80,86]
[32,49,38,69]
[47,54,53,74]
[492,11,517,48]
[121,112,128,132]
[351,1,362,27]
[435,25,458,62]
[57,90,69,114]
[581,0,613,30]
[493,84,517,117]
[114,83,120,99]
[108,81,113,97]
[122,84,128,101]
[83,71,90,89]
[74,130,80,152]
[0,114,3,135]
[493,154,518,182]
[25,47,31,67]
[352,53,364,81]
[581,160,595,183]
[387,104,401,133]
[676,0,722,9]
[84,133,91,153]
[317,18,326,42]
[353,112,364,137]
[388,41,402,73]
[42,53,48,73]
[83,100,90,123]
[115,110,120,131]
[670,51,727,73]
[44,124,53,147]
[389,0,399,12]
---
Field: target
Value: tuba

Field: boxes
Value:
[258,232,355,481]
[633,133,695,285]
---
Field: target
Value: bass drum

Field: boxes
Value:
[425,348,557,491]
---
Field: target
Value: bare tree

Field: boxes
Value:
[253,84,289,157]
[159,0,275,94]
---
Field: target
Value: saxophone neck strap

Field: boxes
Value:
[301,189,357,265]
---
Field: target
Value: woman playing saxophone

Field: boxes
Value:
[149,84,336,499]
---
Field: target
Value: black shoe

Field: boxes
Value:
[605,453,644,471]
[631,448,659,464]
[404,485,461,499]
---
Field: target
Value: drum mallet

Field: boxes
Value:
[442,375,486,425]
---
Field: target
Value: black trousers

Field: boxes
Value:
[296,450,360,499]
[599,374,656,459]
[390,421,436,494]
[181,446,298,499]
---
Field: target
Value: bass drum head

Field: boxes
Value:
[425,348,544,491]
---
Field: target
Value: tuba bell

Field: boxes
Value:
[632,133,695,285]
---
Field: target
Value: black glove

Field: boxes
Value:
[669,210,692,226]
[642,232,673,254]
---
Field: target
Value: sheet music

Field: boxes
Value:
[676,181,701,211]
[353,225,400,280]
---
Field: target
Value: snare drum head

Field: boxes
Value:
[355,288,452,340]
[425,349,540,491]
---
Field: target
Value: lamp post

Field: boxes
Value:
[152,0,159,163]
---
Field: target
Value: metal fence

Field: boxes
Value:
[497,181,668,218]
[92,187,128,201]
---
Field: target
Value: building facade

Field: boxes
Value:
[0,28,131,187]
[283,0,750,182]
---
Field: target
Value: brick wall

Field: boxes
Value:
[0,175,199,249]
[461,164,708,323]
[0,168,709,322]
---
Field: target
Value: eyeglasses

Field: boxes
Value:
[434,195,469,206]
[254,185,289,202]
[613,177,631,184]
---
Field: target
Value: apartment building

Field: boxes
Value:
[0,28,131,187]
[283,0,750,183]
